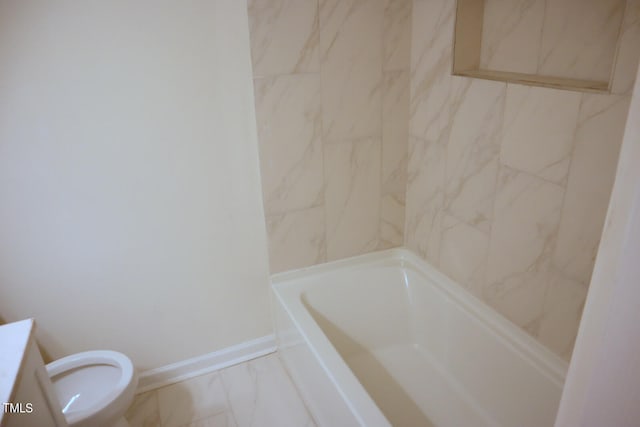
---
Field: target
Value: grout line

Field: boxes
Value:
[264,203,325,218]
[315,0,329,264]
[154,390,162,427]
[483,81,511,294]
[217,368,240,427]
[607,0,629,92]
[379,1,385,251]
[252,70,322,79]
[548,92,585,278]
[535,0,548,75]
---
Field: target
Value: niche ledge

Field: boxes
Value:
[453,69,610,93]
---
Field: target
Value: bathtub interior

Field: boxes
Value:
[274,250,567,427]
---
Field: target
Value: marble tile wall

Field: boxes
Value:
[408,0,639,360]
[248,0,412,273]
[480,0,627,83]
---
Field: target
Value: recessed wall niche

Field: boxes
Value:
[453,0,627,92]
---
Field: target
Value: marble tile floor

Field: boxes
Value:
[125,352,316,427]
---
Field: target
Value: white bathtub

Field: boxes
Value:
[272,249,567,427]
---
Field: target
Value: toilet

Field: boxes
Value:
[46,350,138,427]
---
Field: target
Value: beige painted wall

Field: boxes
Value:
[0,0,271,370]
[406,0,640,360]
[247,0,411,273]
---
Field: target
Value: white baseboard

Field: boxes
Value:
[136,335,277,394]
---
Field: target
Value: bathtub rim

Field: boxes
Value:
[272,248,569,426]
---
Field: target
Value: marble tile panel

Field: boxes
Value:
[157,371,230,427]
[500,84,581,184]
[612,0,640,94]
[445,77,505,233]
[625,0,640,22]
[382,70,409,196]
[254,74,323,215]
[324,138,381,260]
[125,391,160,427]
[380,192,405,249]
[248,0,319,75]
[319,0,383,142]
[185,412,238,427]
[266,206,326,273]
[405,136,445,264]
[484,166,565,329]
[554,94,631,284]
[409,0,456,141]
[480,0,545,74]
[383,0,412,71]
[538,0,624,82]
[536,271,588,361]
[439,214,490,298]
[220,354,315,427]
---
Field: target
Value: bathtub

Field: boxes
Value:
[272,249,567,427]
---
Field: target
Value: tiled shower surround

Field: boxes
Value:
[407,0,639,360]
[248,0,411,272]
[248,0,640,360]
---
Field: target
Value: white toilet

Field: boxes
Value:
[46,350,138,427]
